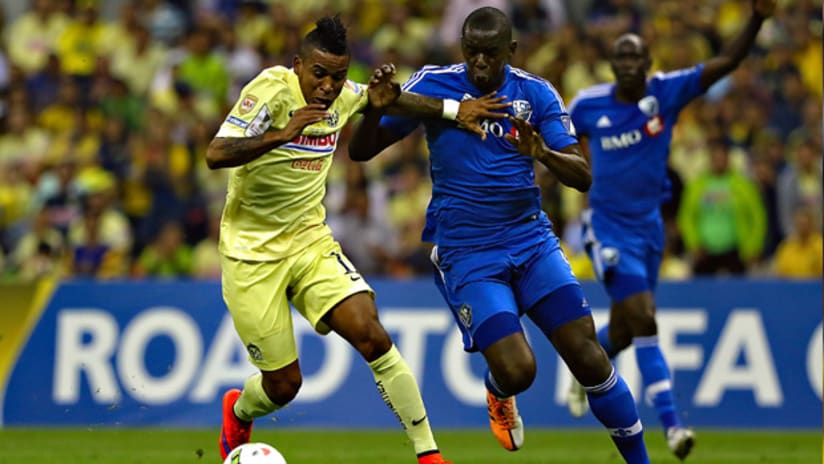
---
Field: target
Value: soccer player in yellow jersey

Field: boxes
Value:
[207,15,508,464]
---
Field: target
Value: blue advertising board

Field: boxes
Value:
[2,279,821,430]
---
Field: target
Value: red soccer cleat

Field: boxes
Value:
[219,388,253,459]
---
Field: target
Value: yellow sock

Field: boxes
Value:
[369,345,438,455]
[233,373,281,422]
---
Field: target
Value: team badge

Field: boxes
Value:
[239,94,259,114]
[511,100,532,121]
[645,115,664,137]
[600,247,620,267]
[246,343,263,361]
[458,304,473,328]
[326,109,339,127]
[638,96,659,116]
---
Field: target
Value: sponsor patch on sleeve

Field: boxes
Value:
[226,115,249,129]
[239,94,259,114]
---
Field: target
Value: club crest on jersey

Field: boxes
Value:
[638,96,659,116]
[326,109,339,127]
[645,115,665,137]
[239,94,258,114]
[246,343,263,361]
[511,100,532,121]
[458,304,473,328]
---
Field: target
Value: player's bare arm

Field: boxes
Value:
[205,103,329,169]
[699,0,775,90]
[505,115,591,192]
[350,64,510,161]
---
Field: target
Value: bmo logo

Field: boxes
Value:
[600,129,642,150]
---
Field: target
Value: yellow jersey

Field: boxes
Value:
[216,66,369,261]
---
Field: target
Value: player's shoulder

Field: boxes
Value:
[243,65,291,93]
[509,67,565,101]
[568,83,613,113]
[403,63,465,89]
[650,65,703,85]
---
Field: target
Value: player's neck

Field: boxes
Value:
[614,84,647,104]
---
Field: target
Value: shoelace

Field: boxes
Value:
[491,398,516,429]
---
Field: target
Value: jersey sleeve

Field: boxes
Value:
[567,94,588,138]
[378,67,432,137]
[655,64,705,113]
[216,71,286,138]
[344,79,370,117]
[532,82,578,150]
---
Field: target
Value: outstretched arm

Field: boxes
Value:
[699,0,775,90]
[205,103,329,169]
[506,116,591,192]
[350,64,511,161]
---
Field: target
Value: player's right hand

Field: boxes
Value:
[282,103,329,140]
[457,91,511,140]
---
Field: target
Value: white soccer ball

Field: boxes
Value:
[223,443,287,464]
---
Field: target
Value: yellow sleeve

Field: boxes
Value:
[344,79,370,117]
[215,70,287,138]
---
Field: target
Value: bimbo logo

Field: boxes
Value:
[290,132,339,149]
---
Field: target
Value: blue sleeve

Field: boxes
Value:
[533,82,578,150]
[568,96,587,137]
[656,64,705,113]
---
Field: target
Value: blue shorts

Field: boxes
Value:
[431,233,585,351]
[581,208,664,302]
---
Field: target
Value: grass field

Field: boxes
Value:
[0,428,819,463]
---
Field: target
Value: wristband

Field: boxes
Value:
[441,99,460,121]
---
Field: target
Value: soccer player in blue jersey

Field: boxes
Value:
[566,0,776,460]
[350,7,651,464]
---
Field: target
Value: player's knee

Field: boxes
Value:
[349,319,393,362]
[261,371,302,406]
[492,356,536,394]
[567,338,612,386]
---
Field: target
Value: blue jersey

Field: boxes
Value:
[381,64,578,247]
[569,65,705,216]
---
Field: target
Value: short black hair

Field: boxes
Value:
[300,15,348,56]
[462,7,512,41]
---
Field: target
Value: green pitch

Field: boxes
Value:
[0,428,819,463]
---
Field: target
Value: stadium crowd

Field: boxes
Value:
[0,0,819,281]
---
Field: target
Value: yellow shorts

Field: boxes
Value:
[221,234,374,371]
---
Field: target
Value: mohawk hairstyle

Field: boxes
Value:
[300,15,349,56]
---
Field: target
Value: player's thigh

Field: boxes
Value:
[289,234,375,336]
[584,212,651,302]
[431,245,521,352]
[221,255,297,371]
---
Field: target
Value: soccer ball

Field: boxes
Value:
[223,443,287,464]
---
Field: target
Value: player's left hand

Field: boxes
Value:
[367,63,401,109]
[505,115,547,160]
[752,0,776,18]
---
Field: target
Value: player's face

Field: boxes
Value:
[609,39,650,91]
[294,48,350,109]
[461,28,515,93]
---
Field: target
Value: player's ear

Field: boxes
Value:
[509,40,518,56]
[293,55,302,74]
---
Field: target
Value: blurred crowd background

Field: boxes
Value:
[0,0,819,282]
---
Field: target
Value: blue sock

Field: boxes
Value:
[585,369,650,464]
[634,335,681,432]
[597,324,617,358]
[484,369,510,398]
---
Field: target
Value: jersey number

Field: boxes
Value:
[480,119,505,138]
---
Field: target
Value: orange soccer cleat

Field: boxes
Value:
[486,390,524,451]
[219,389,254,460]
[417,451,452,464]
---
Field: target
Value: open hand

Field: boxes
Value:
[456,91,511,140]
[753,0,776,18]
[504,115,547,160]
[282,103,329,140]
[367,63,401,109]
